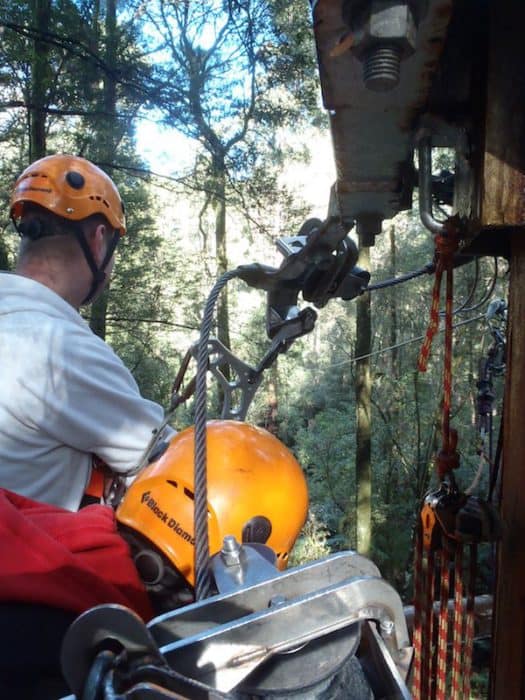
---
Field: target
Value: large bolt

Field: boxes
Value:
[346,1,418,92]
[363,43,402,91]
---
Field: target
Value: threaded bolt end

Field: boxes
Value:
[221,535,241,566]
[363,44,402,91]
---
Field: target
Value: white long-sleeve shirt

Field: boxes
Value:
[0,272,171,511]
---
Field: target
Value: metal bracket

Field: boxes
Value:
[60,552,412,699]
[156,574,410,692]
[186,306,317,421]
[149,550,382,645]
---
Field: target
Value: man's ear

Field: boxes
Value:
[91,223,107,265]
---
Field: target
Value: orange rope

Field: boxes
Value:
[413,221,466,700]
[417,261,443,373]
[418,223,461,477]
[412,524,424,699]
[450,544,464,699]
[436,539,451,700]
[424,548,437,698]
[462,544,477,698]
[417,227,459,375]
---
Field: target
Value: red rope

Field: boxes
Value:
[422,547,436,698]
[412,525,424,699]
[418,225,461,479]
[451,544,464,699]
[413,221,484,699]
[417,262,443,373]
[462,543,477,698]
[412,517,437,700]
[436,539,451,700]
[443,255,454,449]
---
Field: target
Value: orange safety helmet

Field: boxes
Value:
[117,420,309,587]
[10,154,126,234]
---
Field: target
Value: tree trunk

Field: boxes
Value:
[30,0,52,159]
[89,0,117,339]
[355,241,372,556]
[388,224,399,378]
[384,224,398,504]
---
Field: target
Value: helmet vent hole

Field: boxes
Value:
[167,479,178,489]
[184,487,194,500]
[66,171,85,189]
[89,195,111,210]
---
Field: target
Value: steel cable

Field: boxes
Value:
[193,269,244,601]
[364,262,435,292]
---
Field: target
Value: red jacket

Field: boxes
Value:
[0,488,153,621]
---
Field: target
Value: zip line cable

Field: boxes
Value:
[326,314,485,368]
[363,256,500,316]
[364,262,436,291]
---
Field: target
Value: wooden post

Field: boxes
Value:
[491,233,525,699]
[479,1,525,696]
[480,0,525,229]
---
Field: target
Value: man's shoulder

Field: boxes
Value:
[0,273,85,327]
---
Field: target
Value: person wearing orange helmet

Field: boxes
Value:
[0,154,174,511]
[117,420,309,611]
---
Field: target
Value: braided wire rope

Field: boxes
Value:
[193,269,244,601]
[364,262,435,291]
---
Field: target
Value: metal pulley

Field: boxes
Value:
[60,550,413,700]
[421,479,501,550]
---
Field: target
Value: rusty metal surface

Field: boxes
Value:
[311,0,454,231]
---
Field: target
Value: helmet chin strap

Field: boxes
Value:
[73,226,120,305]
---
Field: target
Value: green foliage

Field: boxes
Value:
[288,509,331,567]
[261,205,507,602]
[0,0,509,626]
[295,407,356,539]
